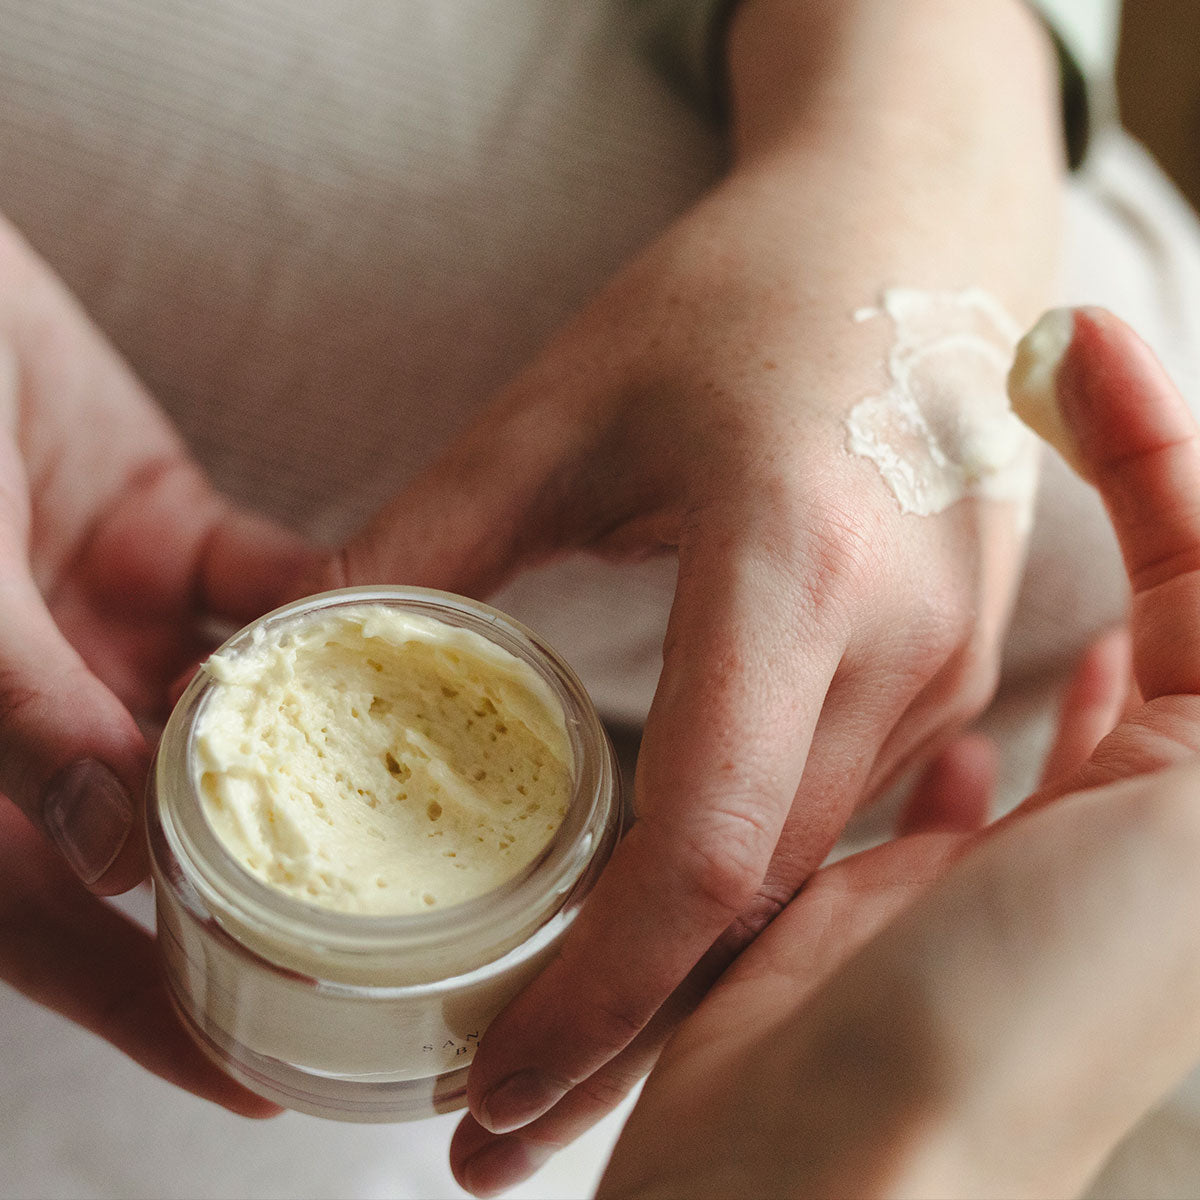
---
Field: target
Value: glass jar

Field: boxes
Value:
[148,586,622,1122]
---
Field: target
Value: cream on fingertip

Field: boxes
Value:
[1007,308,1085,475]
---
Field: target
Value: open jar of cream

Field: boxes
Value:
[148,586,622,1122]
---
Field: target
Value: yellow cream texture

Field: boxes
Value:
[194,607,573,915]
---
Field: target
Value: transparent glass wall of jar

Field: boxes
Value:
[148,587,622,1122]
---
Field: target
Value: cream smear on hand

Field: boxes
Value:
[194,606,573,915]
[846,287,1039,516]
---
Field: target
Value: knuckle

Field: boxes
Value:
[572,987,648,1058]
[675,805,773,922]
[0,668,43,730]
[806,502,887,586]
[773,500,882,618]
[569,1065,641,1118]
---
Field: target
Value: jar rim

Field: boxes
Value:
[154,586,620,963]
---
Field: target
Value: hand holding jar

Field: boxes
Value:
[0,214,315,1114]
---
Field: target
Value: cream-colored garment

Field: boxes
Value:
[3,0,711,724]
[0,2,1199,1198]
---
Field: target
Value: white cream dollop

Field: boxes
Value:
[193,606,574,915]
[1006,307,1084,475]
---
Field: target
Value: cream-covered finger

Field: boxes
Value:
[1009,307,1200,703]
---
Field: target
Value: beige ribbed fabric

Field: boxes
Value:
[0,0,730,725]
[0,0,711,531]
[0,4,1199,1199]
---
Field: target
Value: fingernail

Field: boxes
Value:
[478,1070,565,1134]
[1007,308,1086,475]
[460,1136,554,1197]
[43,759,135,885]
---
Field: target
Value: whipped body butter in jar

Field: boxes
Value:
[148,587,621,1121]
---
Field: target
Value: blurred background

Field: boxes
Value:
[1119,0,1200,210]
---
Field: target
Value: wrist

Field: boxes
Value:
[726,0,1063,166]
[716,0,1063,323]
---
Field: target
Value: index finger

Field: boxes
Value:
[465,506,845,1136]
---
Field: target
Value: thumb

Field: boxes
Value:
[1010,307,1200,797]
[0,566,147,894]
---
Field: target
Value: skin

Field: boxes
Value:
[315,0,1059,1187]
[596,310,1200,1199]
[0,217,314,1115]
[0,0,1068,1167]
